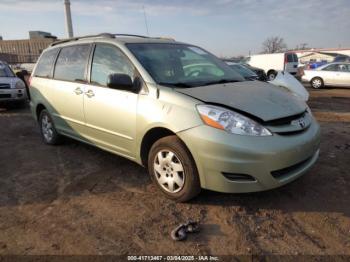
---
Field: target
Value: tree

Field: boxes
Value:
[262,36,287,53]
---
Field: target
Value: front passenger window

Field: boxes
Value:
[91,44,135,87]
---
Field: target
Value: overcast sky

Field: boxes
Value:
[0,0,349,56]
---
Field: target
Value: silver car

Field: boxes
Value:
[302,62,350,89]
[0,61,27,105]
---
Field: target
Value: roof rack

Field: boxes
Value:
[50,33,174,47]
[50,33,115,46]
[114,34,149,38]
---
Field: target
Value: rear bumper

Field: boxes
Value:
[178,118,321,193]
[0,88,27,102]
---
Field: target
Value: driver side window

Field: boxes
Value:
[91,44,135,87]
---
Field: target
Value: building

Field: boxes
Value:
[294,48,350,64]
[29,31,57,40]
[0,32,57,64]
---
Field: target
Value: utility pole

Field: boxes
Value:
[64,0,74,38]
[143,6,150,36]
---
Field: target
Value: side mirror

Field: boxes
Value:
[107,73,133,91]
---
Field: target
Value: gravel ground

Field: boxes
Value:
[0,87,349,256]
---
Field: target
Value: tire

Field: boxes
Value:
[148,136,201,202]
[267,70,277,81]
[39,109,62,145]
[311,77,324,89]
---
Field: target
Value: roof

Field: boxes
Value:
[49,33,178,47]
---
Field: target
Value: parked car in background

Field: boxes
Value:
[223,59,267,81]
[243,64,268,81]
[301,62,350,89]
[30,33,320,202]
[247,52,299,81]
[0,61,27,106]
[269,71,309,101]
[334,55,350,63]
[224,61,259,80]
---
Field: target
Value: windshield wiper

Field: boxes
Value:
[158,82,193,88]
[202,79,240,86]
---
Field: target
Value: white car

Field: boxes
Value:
[0,61,27,105]
[269,71,309,101]
[246,52,299,81]
[302,62,350,89]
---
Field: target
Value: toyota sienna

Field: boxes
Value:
[29,34,320,202]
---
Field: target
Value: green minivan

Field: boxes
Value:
[30,34,320,202]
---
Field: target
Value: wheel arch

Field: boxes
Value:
[36,103,47,121]
[267,69,277,76]
[140,127,177,167]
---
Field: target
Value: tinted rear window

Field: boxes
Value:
[54,45,90,82]
[286,53,298,63]
[34,48,59,78]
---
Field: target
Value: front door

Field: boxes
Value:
[83,43,138,159]
[320,64,338,85]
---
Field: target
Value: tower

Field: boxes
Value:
[64,0,74,38]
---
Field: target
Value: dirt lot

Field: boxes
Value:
[0,87,349,257]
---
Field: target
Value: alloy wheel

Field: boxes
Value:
[153,150,185,193]
[41,114,54,142]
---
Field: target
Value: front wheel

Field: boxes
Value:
[39,109,62,145]
[311,77,324,89]
[148,136,201,202]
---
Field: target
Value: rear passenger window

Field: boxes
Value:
[323,64,338,71]
[34,48,59,78]
[91,44,135,87]
[54,45,90,82]
[286,54,294,62]
[293,54,298,62]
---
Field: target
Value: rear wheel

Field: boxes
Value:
[39,109,62,145]
[148,136,201,202]
[311,77,324,89]
[267,70,277,81]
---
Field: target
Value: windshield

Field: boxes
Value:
[126,43,244,87]
[227,63,256,77]
[0,63,15,77]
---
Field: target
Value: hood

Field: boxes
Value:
[0,76,18,87]
[175,81,306,122]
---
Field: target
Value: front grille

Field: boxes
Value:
[0,84,11,89]
[265,111,306,126]
[222,172,256,182]
[276,126,310,136]
[271,156,312,179]
[0,94,11,98]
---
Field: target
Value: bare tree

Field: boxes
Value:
[262,36,287,53]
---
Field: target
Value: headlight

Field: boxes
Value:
[306,105,313,117]
[197,105,272,136]
[15,80,25,89]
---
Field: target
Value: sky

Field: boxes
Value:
[0,0,349,57]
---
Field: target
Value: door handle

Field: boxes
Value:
[74,87,83,95]
[85,90,95,98]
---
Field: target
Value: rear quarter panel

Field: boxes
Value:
[29,77,56,120]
